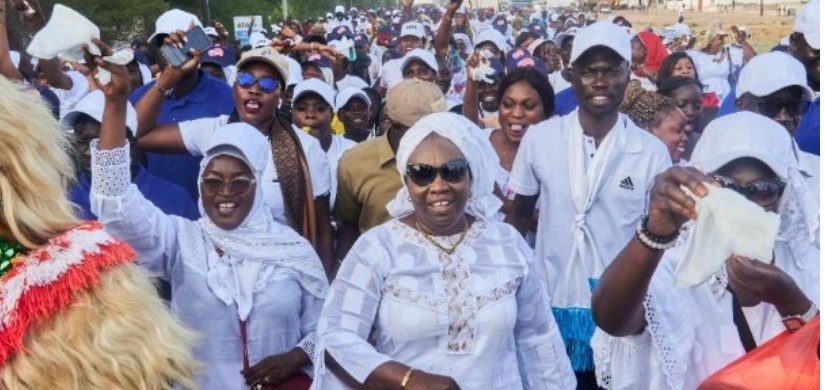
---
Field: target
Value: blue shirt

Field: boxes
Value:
[716,85,737,118]
[795,98,820,156]
[130,70,234,200]
[69,166,200,221]
[554,87,578,117]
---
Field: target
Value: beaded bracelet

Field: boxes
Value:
[635,215,680,251]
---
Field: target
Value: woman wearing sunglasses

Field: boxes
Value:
[90,58,328,390]
[590,112,819,390]
[312,112,577,390]
[137,45,336,278]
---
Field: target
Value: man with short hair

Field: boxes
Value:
[334,80,447,263]
[506,21,671,390]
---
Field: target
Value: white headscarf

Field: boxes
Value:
[195,123,328,321]
[386,112,502,221]
[453,33,474,56]
[689,112,819,248]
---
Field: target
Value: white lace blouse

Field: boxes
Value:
[591,240,820,390]
[312,219,577,390]
[89,141,324,390]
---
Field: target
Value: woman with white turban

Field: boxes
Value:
[90,59,328,390]
[590,112,820,390]
[311,112,576,390]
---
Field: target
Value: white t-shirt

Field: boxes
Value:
[180,116,331,226]
[688,50,732,102]
[325,135,357,210]
[379,58,404,89]
[508,111,671,302]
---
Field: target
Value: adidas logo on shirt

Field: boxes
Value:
[619,176,635,191]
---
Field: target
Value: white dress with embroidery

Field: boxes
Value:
[312,219,576,390]
[89,142,325,390]
[591,239,820,390]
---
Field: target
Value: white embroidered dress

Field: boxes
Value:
[90,139,327,390]
[313,220,576,390]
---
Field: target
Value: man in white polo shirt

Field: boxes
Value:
[378,21,426,90]
[506,21,671,390]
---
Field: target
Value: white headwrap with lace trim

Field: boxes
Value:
[386,112,503,221]
[195,123,328,321]
[689,111,819,249]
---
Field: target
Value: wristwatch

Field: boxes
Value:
[781,302,818,332]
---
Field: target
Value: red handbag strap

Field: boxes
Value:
[240,319,251,370]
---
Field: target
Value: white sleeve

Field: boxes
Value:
[89,140,181,281]
[508,126,541,196]
[591,254,696,390]
[514,237,577,390]
[296,284,326,377]
[300,134,332,198]
[314,236,393,385]
[179,117,223,156]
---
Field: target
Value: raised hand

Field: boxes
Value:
[11,0,45,28]
[83,39,130,100]
[646,166,715,237]
[156,29,202,92]
[445,0,465,16]
[401,0,415,8]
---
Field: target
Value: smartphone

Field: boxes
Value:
[161,26,212,68]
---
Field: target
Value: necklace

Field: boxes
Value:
[0,236,26,278]
[414,218,471,256]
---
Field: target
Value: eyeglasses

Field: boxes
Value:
[236,72,280,93]
[711,174,786,207]
[406,158,469,187]
[201,176,256,195]
[752,97,809,119]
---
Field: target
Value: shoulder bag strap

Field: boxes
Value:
[731,291,758,352]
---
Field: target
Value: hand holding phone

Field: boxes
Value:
[160,26,212,68]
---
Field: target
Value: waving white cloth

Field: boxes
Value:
[555,112,628,309]
[386,112,503,221]
[196,123,327,321]
[676,185,780,287]
[684,112,819,285]
[27,4,100,61]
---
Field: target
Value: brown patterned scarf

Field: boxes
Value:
[227,111,317,246]
[269,118,317,246]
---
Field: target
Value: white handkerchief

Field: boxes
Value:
[676,185,780,287]
[94,50,135,85]
[27,4,100,62]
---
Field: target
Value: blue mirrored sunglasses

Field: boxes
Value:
[236,72,280,93]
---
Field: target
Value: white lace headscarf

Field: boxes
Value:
[386,112,503,221]
[689,112,819,248]
[196,123,328,321]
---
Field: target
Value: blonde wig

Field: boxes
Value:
[0,77,78,248]
[0,262,200,390]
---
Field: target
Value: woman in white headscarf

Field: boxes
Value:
[590,112,820,390]
[90,60,328,390]
[311,112,576,390]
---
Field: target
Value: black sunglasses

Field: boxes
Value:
[753,98,809,119]
[712,174,786,208]
[406,158,469,187]
[201,176,256,195]
[236,72,280,93]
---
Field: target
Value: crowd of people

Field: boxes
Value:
[0,0,820,389]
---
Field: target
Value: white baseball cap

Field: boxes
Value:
[335,87,372,112]
[736,52,814,100]
[249,32,270,49]
[475,29,508,52]
[61,90,138,136]
[570,20,633,64]
[335,5,346,14]
[793,0,820,50]
[400,22,425,38]
[401,48,439,74]
[293,78,336,108]
[149,9,202,43]
[203,26,219,37]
